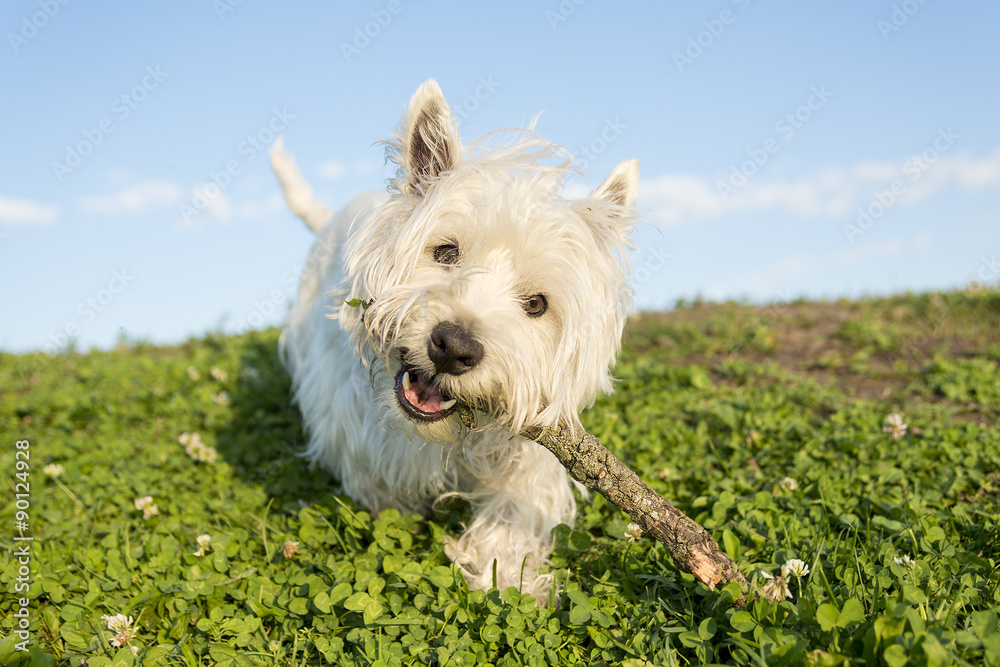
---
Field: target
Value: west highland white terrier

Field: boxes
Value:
[271,79,639,603]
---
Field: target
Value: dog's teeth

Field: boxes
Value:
[402,371,411,392]
[440,398,457,410]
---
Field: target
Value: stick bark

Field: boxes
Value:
[459,406,749,606]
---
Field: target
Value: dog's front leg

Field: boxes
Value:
[443,439,577,605]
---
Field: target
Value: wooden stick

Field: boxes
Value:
[458,405,750,605]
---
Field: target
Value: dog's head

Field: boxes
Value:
[338,79,639,438]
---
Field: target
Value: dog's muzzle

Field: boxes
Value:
[393,323,482,423]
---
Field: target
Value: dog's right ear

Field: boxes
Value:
[400,79,461,195]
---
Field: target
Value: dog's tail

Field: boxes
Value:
[270,137,334,234]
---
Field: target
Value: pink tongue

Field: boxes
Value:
[405,372,445,413]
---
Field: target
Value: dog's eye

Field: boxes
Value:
[433,244,459,265]
[523,294,547,317]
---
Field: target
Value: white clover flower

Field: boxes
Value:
[43,463,66,477]
[193,534,212,557]
[778,477,798,492]
[893,555,915,568]
[212,391,231,407]
[133,496,159,519]
[883,413,907,439]
[782,558,810,578]
[624,523,643,544]
[180,432,218,464]
[101,614,137,647]
[282,541,300,558]
[210,367,229,383]
[110,628,137,647]
[759,570,793,602]
[102,614,132,633]
[190,442,218,463]
[186,366,201,381]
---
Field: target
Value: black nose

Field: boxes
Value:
[428,322,483,376]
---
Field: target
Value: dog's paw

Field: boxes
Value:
[443,536,555,608]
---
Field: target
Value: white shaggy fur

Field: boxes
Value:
[273,79,639,603]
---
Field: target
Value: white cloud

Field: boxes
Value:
[914,232,934,251]
[319,160,345,180]
[77,179,182,215]
[178,184,233,227]
[640,174,721,224]
[836,238,905,266]
[237,192,284,218]
[77,179,285,227]
[354,158,384,176]
[720,256,811,296]
[640,148,1000,226]
[316,157,386,180]
[640,174,826,223]
[179,190,288,228]
[201,189,232,221]
[0,194,59,227]
[943,151,1000,189]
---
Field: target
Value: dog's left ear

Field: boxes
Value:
[572,159,640,240]
[400,79,461,195]
[590,159,640,208]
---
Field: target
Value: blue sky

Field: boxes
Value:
[2,0,999,353]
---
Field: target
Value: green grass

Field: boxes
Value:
[2,288,1000,666]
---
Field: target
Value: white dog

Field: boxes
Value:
[272,79,639,602]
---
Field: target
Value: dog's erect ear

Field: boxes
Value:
[590,159,640,208]
[573,159,640,243]
[401,79,461,195]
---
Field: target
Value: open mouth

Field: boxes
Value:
[394,362,458,422]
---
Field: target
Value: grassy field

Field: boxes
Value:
[2,289,999,666]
